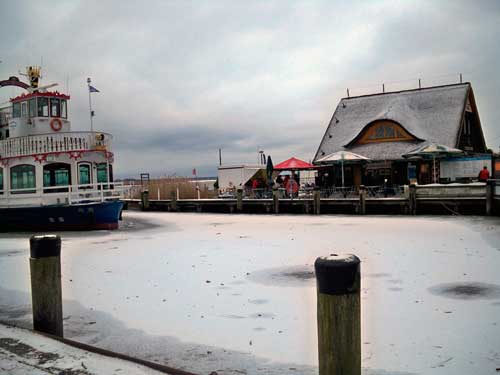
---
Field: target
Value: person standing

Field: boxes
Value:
[478,166,490,182]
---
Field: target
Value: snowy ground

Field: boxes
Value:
[0,323,170,375]
[1,212,500,375]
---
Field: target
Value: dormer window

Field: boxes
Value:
[355,120,416,145]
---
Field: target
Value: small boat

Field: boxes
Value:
[0,66,124,231]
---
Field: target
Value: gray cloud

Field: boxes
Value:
[1,0,499,177]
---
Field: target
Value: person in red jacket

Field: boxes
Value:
[478,166,490,182]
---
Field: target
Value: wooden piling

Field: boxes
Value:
[486,180,493,215]
[29,235,63,337]
[170,191,177,211]
[359,185,366,215]
[273,187,279,214]
[313,188,321,215]
[315,254,361,375]
[141,190,149,211]
[409,184,417,215]
[304,201,310,214]
[236,188,243,212]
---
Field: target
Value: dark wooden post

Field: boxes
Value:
[141,190,149,211]
[486,179,494,215]
[315,254,361,375]
[313,187,321,215]
[359,185,366,215]
[170,190,177,211]
[409,184,417,215]
[304,200,310,214]
[273,187,280,214]
[29,235,63,337]
[236,188,243,212]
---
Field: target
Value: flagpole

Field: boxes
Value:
[87,77,93,132]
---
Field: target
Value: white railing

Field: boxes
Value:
[415,183,486,198]
[0,131,112,159]
[0,182,127,208]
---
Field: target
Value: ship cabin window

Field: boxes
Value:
[43,163,71,193]
[12,102,21,118]
[37,97,49,117]
[29,98,37,117]
[96,163,110,189]
[0,168,3,194]
[50,98,60,117]
[78,163,92,186]
[21,102,28,117]
[96,163,108,183]
[10,165,36,194]
[61,100,67,119]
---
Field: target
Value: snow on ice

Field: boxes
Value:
[1,212,500,374]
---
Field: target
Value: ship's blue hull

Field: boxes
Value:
[0,200,124,231]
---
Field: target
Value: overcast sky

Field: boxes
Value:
[1,0,499,177]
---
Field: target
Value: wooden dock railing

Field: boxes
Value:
[124,180,500,216]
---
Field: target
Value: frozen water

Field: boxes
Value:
[1,212,500,374]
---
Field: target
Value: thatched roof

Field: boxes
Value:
[313,83,475,162]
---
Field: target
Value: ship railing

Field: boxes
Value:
[0,131,112,158]
[0,182,128,208]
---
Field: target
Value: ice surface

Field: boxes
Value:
[1,212,500,374]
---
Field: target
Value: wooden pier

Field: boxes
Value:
[123,181,500,216]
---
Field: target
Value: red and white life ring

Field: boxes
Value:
[50,118,63,132]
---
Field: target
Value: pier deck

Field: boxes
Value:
[123,181,500,215]
[0,324,196,375]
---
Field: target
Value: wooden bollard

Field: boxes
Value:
[273,187,279,214]
[315,254,361,375]
[359,185,366,215]
[486,179,493,215]
[29,235,63,337]
[141,190,149,211]
[313,188,321,215]
[236,188,243,211]
[170,190,177,211]
[409,184,417,215]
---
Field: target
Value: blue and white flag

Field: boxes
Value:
[89,85,100,93]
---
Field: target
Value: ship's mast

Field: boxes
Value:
[87,77,94,132]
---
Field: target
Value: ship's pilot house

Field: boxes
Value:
[9,91,70,137]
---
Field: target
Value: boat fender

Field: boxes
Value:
[50,118,63,132]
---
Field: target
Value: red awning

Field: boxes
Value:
[274,157,314,170]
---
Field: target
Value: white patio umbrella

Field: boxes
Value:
[316,150,370,188]
[403,143,464,183]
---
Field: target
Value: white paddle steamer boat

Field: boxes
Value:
[0,67,124,230]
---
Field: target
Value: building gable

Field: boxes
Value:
[456,88,487,152]
[313,83,479,162]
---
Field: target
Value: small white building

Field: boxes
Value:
[217,164,265,193]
